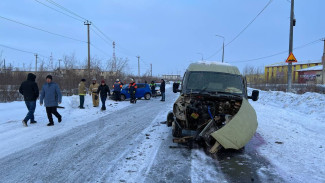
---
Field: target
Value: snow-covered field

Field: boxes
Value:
[0,95,131,159]
[249,88,325,182]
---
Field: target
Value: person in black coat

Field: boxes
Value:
[97,80,110,110]
[160,79,166,101]
[19,73,39,126]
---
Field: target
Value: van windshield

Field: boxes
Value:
[185,72,244,94]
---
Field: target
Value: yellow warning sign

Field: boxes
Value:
[285,52,297,63]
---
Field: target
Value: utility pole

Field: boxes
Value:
[322,38,325,85]
[34,54,38,72]
[137,56,140,77]
[287,0,295,92]
[112,41,116,72]
[84,20,91,81]
[58,59,61,70]
[150,63,152,77]
[216,35,225,63]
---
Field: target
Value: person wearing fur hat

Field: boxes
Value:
[97,80,110,110]
[40,75,62,126]
[78,78,86,109]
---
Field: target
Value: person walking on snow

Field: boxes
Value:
[78,79,86,109]
[40,75,62,126]
[97,80,110,110]
[128,78,137,104]
[89,78,99,107]
[19,73,39,127]
[150,81,156,98]
[160,79,166,101]
[113,79,123,101]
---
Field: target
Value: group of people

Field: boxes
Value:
[19,74,62,127]
[78,78,111,110]
[19,73,167,127]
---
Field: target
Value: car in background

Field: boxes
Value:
[120,83,152,101]
[155,83,161,96]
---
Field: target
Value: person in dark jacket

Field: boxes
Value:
[19,73,39,127]
[40,75,62,126]
[128,78,137,104]
[160,79,166,101]
[150,81,156,98]
[112,79,123,101]
[97,80,110,110]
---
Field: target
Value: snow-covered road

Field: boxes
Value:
[0,88,324,183]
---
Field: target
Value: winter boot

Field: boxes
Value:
[30,121,37,124]
[58,117,62,123]
[47,122,54,126]
[22,120,28,127]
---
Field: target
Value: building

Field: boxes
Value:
[265,61,322,83]
[296,65,323,84]
[162,74,181,81]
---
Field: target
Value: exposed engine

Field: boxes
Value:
[173,95,242,146]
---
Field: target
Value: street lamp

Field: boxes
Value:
[197,52,204,61]
[215,35,225,63]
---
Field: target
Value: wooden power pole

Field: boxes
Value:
[137,56,140,77]
[84,20,91,81]
[34,54,38,72]
[287,0,295,92]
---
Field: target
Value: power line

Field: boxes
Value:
[0,15,86,43]
[228,38,323,63]
[34,0,83,22]
[206,0,274,60]
[45,0,87,21]
[90,43,110,57]
[0,43,50,59]
[92,23,114,43]
[35,0,137,58]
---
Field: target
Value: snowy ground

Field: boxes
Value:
[0,94,131,159]
[249,88,325,182]
[0,86,324,182]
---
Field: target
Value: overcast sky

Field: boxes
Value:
[1,0,324,76]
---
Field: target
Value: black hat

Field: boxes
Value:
[46,75,53,80]
[81,79,86,82]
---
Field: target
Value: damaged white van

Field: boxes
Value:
[167,61,259,153]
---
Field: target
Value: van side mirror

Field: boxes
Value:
[173,83,181,93]
[248,90,259,101]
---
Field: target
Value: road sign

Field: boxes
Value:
[286,52,297,63]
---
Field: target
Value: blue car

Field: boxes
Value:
[120,83,152,101]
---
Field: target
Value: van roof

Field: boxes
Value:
[187,61,241,75]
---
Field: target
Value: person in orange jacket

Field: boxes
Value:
[128,78,137,103]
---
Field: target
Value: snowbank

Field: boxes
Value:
[249,88,325,182]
